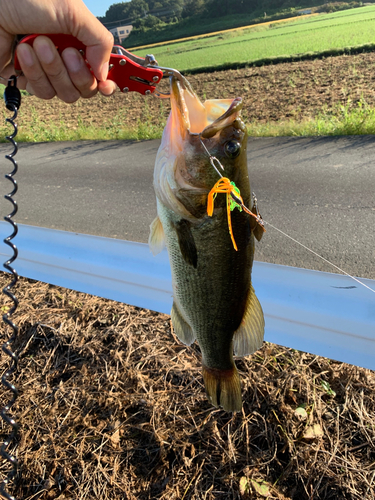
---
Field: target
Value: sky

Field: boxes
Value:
[83,0,120,18]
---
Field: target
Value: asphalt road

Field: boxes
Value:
[0,136,374,279]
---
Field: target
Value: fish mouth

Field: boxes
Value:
[169,76,243,139]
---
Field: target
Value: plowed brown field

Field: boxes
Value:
[16,51,375,134]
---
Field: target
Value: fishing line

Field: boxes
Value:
[260,217,375,294]
[199,136,375,296]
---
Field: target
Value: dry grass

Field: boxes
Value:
[0,273,374,499]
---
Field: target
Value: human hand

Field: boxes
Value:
[0,0,117,102]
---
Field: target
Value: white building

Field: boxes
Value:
[109,25,133,44]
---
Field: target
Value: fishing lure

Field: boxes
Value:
[207,177,264,251]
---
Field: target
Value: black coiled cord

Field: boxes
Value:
[0,76,21,500]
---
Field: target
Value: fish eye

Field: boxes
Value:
[224,140,241,159]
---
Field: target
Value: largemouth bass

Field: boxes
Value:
[149,76,265,412]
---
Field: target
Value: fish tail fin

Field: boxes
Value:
[202,365,242,412]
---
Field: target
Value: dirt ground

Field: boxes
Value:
[0,53,375,500]
[15,51,375,133]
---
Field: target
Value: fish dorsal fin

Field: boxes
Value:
[148,216,165,255]
[233,285,265,356]
[171,301,196,346]
[174,219,198,268]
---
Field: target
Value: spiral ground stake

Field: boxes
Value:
[0,76,22,500]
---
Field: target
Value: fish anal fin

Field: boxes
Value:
[202,365,242,412]
[175,219,198,268]
[171,301,196,346]
[233,285,265,356]
[148,216,165,256]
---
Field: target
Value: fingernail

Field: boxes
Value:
[34,38,54,65]
[62,49,83,73]
[99,80,116,96]
[16,44,34,67]
[99,61,109,82]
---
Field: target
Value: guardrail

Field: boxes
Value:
[1,222,374,370]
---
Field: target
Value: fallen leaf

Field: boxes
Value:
[294,406,308,420]
[303,424,324,440]
[321,380,336,397]
[251,479,271,497]
[239,477,250,496]
[110,429,121,446]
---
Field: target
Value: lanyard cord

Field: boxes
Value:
[0,75,22,500]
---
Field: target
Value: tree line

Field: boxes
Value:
[98,1,364,39]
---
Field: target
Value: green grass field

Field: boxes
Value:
[132,6,375,72]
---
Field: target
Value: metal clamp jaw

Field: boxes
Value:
[111,44,187,97]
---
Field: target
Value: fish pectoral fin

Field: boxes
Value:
[148,216,165,255]
[202,365,242,412]
[233,285,265,356]
[171,301,196,345]
[174,219,198,268]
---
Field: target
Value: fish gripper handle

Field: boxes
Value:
[0,76,21,500]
